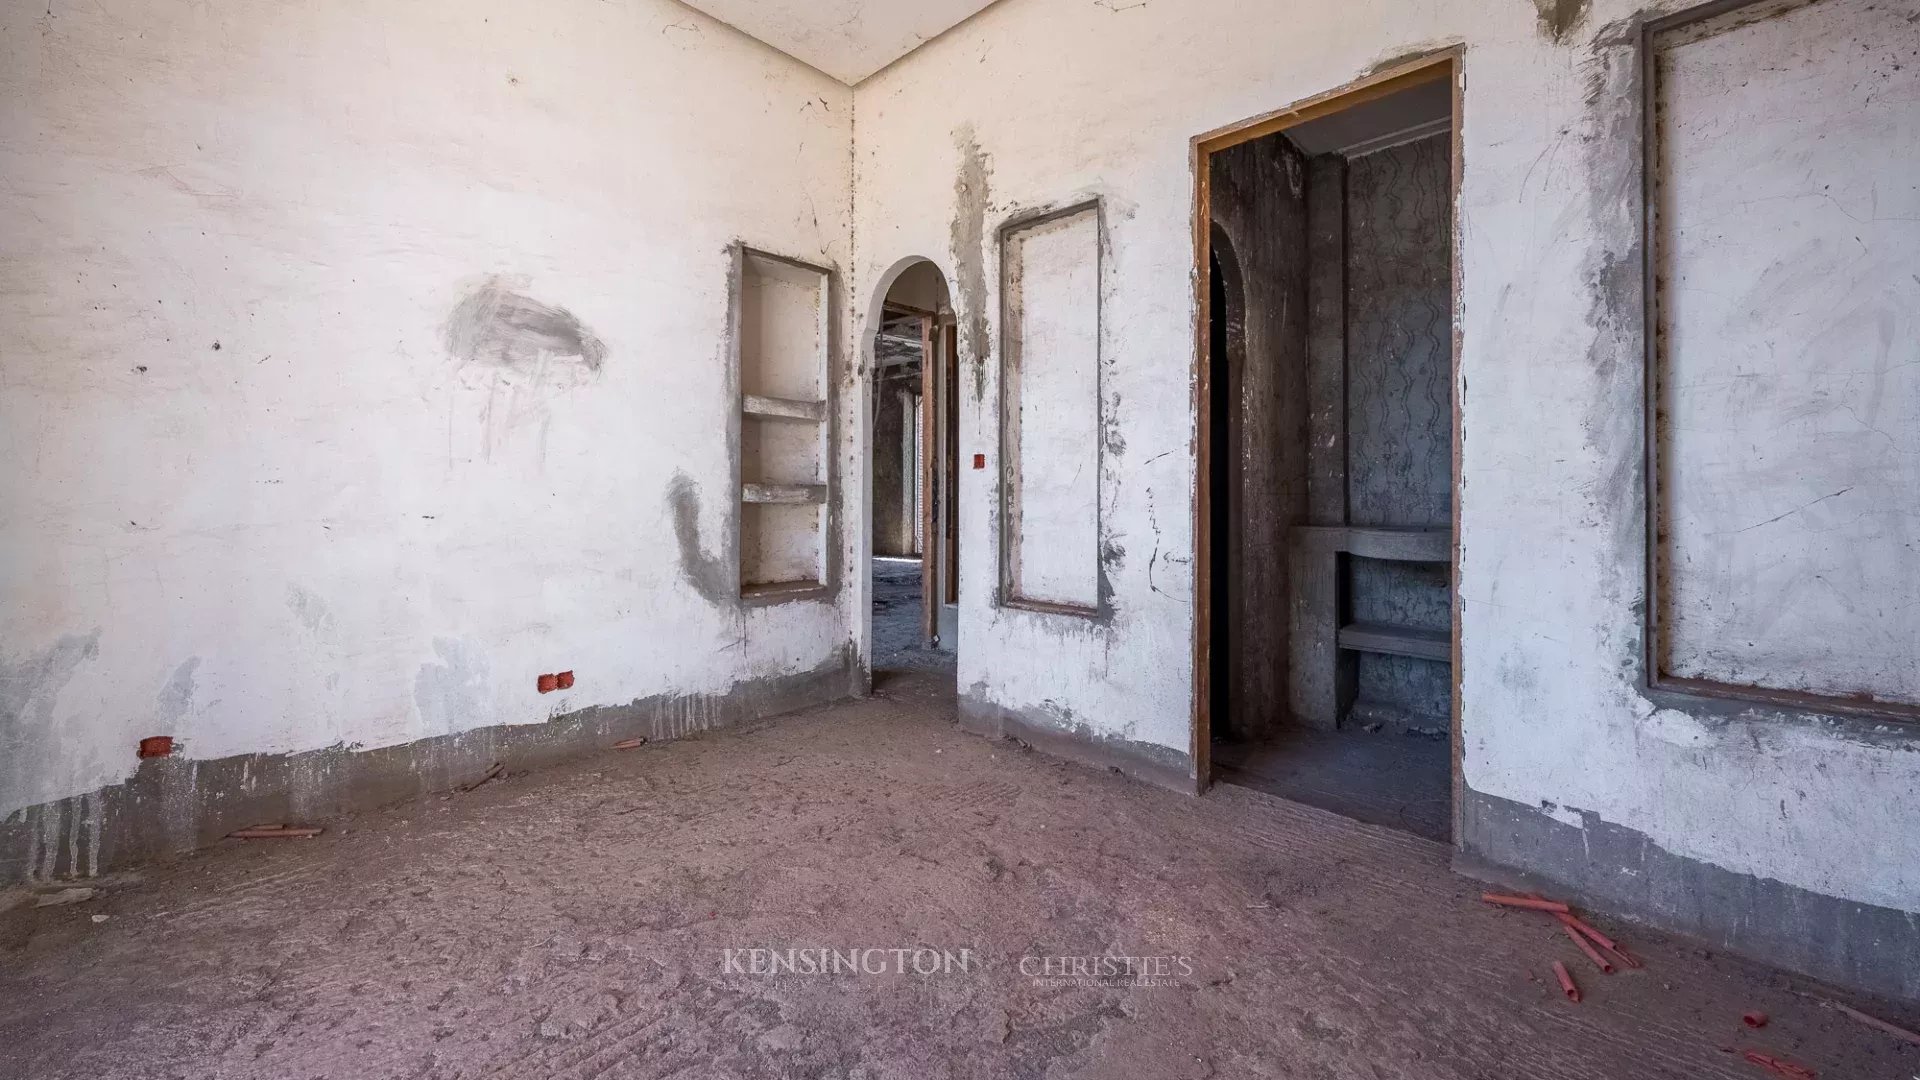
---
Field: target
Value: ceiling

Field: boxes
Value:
[1284,78,1452,158]
[677,0,1002,84]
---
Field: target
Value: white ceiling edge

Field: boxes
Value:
[675,0,1002,84]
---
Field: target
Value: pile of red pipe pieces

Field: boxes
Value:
[1481,893,1639,1004]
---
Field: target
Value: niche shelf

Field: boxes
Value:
[742,394,827,423]
[1336,621,1450,662]
[734,246,833,603]
[743,483,827,505]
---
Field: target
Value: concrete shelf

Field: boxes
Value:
[1291,525,1448,563]
[742,482,826,505]
[1336,621,1450,663]
[742,394,827,422]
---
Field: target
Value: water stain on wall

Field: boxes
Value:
[1533,0,1592,45]
[446,277,608,376]
[0,631,102,817]
[950,125,994,404]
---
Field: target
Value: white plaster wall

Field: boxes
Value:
[1657,0,1920,708]
[851,0,1920,914]
[0,0,853,819]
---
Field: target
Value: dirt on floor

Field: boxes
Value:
[2,667,1917,1080]
[870,558,949,672]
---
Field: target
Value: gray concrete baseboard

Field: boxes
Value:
[1457,786,1920,1005]
[1,649,856,886]
[958,693,1195,795]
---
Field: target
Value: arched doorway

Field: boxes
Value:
[864,258,958,685]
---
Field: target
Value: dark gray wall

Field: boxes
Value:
[1345,134,1453,531]
[1343,134,1452,732]
[1210,136,1311,743]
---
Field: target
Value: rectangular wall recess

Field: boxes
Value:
[734,247,833,602]
[1646,0,1920,717]
[998,202,1102,613]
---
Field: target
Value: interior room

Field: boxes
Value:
[1205,72,1457,843]
[2,0,1917,1076]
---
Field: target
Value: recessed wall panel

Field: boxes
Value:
[1653,0,1920,709]
[1001,204,1101,611]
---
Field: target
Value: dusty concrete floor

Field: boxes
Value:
[4,668,1918,1080]
[871,557,948,673]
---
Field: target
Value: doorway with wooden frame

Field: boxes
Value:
[869,259,960,680]
[1191,52,1464,842]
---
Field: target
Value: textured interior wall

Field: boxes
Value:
[1343,134,1454,730]
[1344,135,1453,532]
[0,0,854,875]
[1209,138,1310,743]
[849,0,1920,986]
[1654,0,1920,709]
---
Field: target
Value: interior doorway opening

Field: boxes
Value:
[869,259,959,679]
[1196,57,1461,842]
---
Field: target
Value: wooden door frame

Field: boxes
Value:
[942,320,960,609]
[1188,49,1466,839]
[919,312,939,643]
[882,299,941,645]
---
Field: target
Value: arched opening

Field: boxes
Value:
[864,258,958,687]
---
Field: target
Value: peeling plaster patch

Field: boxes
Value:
[156,658,200,728]
[1101,391,1127,458]
[414,639,490,738]
[1532,0,1591,44]
[1360,40,1464,80]
[668,471,733,608]
[445,277,607,377]
[0,632,102,817]
[1538,800,1587,829]
[950,125,993,403]
[1639,708,1717,750]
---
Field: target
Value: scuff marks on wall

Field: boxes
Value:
[0,631,102,819]
[445,276,609,462]
[950,124,994,403]
[669,471,736,607]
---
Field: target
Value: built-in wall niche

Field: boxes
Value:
[734,246,833,603]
